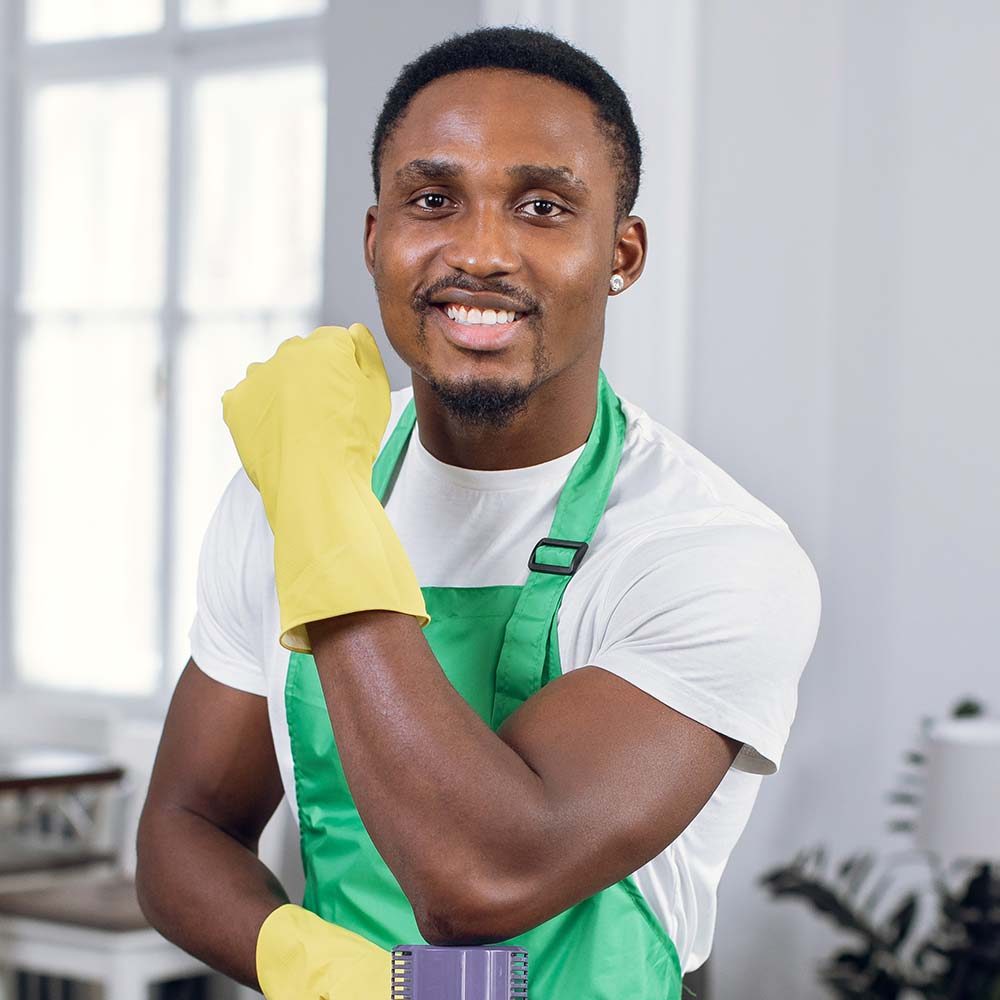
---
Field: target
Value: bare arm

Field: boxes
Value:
[307,610,742,945]
[135,658,287,991]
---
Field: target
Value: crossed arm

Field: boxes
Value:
[135,609,739,988]
[306,608,742,945]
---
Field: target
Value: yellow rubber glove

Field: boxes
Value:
[255,902,391,999]
[221,323,429,653]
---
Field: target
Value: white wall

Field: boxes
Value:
[694,2,1000,997]
[0,0,17,704]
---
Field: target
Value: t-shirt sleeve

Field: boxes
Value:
[188,467,269,696]
[589,516,821,775]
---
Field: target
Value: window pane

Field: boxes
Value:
[182,0,323,29]
[13,318,161,696]
[28,0,163,42]
[182,65,325,313]
[23,78,166,311]
[170,315,311,678]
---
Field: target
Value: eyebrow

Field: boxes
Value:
[507,163,590,197]
[393,158,462,188]
[392,158,590,197]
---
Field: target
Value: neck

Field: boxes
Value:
[411,361,600,471]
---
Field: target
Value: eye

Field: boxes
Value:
[520,199,566,218]
[412,192,452,211]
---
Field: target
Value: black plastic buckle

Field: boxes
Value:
[528,537,589,576]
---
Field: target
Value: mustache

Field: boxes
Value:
[416,276,537,314]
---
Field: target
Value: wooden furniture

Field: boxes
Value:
[0,720,216,999]
[0,747,124,885]
[0,874,215,1000]
[0,747,124,792]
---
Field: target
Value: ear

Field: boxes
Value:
[363,205,379,277]
[610,215,647,293]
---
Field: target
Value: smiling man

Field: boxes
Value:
[136,26,821,1000]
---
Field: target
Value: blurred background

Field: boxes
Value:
[0,1,998,998]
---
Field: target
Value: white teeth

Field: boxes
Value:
[443,303,523,326]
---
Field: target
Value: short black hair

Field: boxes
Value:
[370,25,642,226]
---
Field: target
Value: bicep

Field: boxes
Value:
[142,657,284,852]
[497,665,740,910]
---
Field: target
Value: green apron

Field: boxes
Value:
[284,368,683,999]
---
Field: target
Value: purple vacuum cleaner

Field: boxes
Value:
[391,944,528,998]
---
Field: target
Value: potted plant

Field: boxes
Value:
[759,699,1000,999]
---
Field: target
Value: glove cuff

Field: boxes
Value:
[274,479,430,653]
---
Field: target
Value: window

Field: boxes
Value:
[28,0,164,42]
[1,0,328,705]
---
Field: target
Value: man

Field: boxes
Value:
[136,25,821,999]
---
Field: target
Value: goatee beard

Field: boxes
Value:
[422,373,535,430]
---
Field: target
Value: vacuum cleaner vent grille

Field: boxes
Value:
[391,944,529,999]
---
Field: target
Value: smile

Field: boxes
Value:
[440,302,526,325]
[432,303,528,352]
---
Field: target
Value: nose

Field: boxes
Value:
[440,202,521,278]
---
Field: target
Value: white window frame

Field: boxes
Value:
[0,0,336,718]
[0,1,690,721]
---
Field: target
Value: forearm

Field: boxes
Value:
[135,802,289,991]
[308,611,550,934]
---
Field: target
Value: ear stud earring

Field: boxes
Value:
[610,274,625,293]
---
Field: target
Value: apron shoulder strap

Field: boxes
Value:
[371,394,417,504]
[491,369,627,727]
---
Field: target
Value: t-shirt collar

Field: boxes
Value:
[408,424,586,492]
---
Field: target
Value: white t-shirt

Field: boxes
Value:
[189,384,821,973]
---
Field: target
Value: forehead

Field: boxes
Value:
[383,68,613,188]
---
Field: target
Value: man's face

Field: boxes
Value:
[364,68,631,428]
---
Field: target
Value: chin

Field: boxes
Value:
[423,368,536,430]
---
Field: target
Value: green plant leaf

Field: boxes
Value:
[861,871,897,916]
[845,854,876,902]
[884,893,918,952]
[838,855,855,879]
[760,866,878,937]
[950,698,984,717]
[990,972,1000,1000]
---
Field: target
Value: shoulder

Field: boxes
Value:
[581,397,822,775]
[611,395,821,614]
[212,465,272,550]
[200,464,263,543]
[588,513,821,776]
[612,396,793,534]
[603,508,821,646]
[189,467,273,696]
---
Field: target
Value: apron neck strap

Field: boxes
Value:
[371,371,628,729]
[371,393,415,503]
[491,369,626,726]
